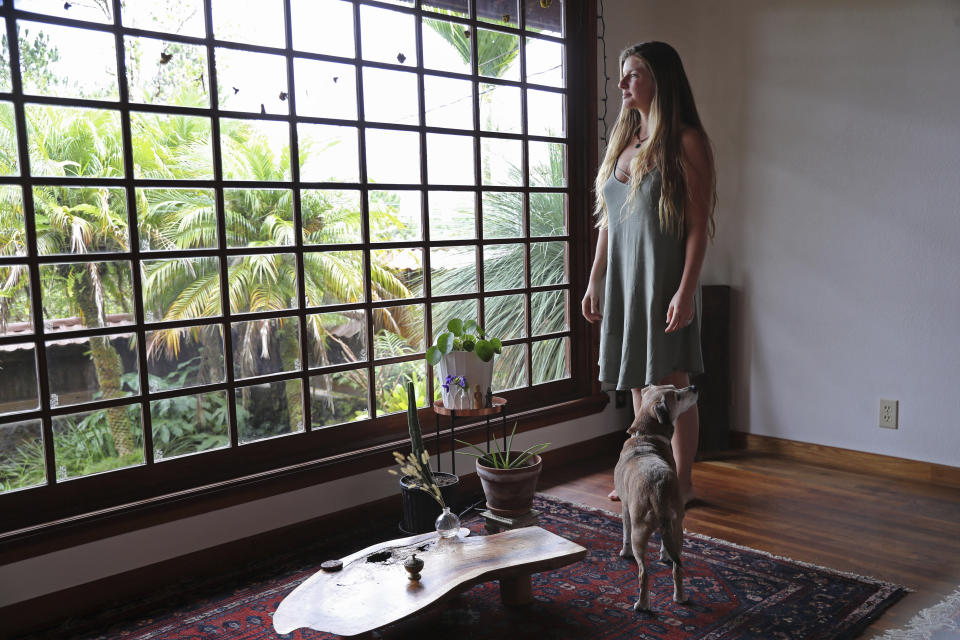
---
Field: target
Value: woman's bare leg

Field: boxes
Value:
[657,371,698,504]
[607,387,646,501]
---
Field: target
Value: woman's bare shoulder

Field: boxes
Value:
[679,127,710,171]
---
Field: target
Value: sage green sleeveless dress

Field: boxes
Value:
[598,170,703,390]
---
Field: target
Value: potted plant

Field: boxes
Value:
[425,318,502,410]
[389,382,460,536]
[457,424,550,517]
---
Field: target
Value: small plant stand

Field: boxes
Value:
[431,397,507,475]
[480,508,541,534]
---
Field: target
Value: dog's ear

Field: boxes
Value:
[654,400,671,425]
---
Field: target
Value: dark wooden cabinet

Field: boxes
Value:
[695,285,731,453]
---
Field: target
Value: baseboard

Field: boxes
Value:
[1,428,624,640]
[730,431,960,489]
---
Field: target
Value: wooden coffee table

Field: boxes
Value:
[273,525,587,638]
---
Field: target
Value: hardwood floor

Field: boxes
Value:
[538,448,960,637]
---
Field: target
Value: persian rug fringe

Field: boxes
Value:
[873,586,960,639]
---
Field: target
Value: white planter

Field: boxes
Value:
[437,351,494,410]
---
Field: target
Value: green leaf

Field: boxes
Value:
[447,318,463,336]
[490,338,502,353]
[474,340,495,362]
[426,345,442,366]
[463,319,478,335]
[462,337,475,352]
[437,332,454,354]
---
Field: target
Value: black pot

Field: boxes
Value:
[399,472,459,535]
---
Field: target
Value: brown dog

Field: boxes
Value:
[613,384,698,611]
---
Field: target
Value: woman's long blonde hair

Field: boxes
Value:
[594,42,716,239]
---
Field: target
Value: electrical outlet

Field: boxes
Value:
[879,399,898,429]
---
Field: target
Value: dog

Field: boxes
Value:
[613,383,698,611]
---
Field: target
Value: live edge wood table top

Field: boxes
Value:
[273,525,587,638]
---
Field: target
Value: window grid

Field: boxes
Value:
[0,0,580,510]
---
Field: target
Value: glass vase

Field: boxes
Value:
[435,506,461,538]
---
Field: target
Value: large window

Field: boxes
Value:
[0,0,593,529]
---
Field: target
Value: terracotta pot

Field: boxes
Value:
[476,454,542,517]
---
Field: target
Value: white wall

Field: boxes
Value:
[0,402,630,607]
[601,0,960,466]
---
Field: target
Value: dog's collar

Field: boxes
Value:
[632,432,672,446]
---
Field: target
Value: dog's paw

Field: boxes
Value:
[619,547,633,558]
[633,598,650,612]
[673,593,689,604]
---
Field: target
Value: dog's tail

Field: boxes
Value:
[652,474,683,567]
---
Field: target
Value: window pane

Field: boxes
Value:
[227,254,298,313]
[531,240,566,286]
[136,187,218,251]
[493,343,525,391]
[374,304,423,359]
[295,59,357,120]
[141,257,222,322]
[52,404,144,480]
[481,138,522,186]
[532,336,569,384]
[363,68,419,126]
[525,0,563,36]
[16,0,112,22]
[484,293,525,340]
[370,249,423,301]
[482,191,522,239]
[232,318,301,380]
[431,246,476,296]
[0,419,45,493]
[220,119,291,181]
[39,261,134,332]
[292,0,355,58]
[216,48,288,115]
[145,326,225,391]
[307,310,366,368]
[151,391,229,461]
[0,102,19,176]
[19,21,118,100]
[125,37,209,108]
[0,265,32,330]
[304,250,365,306]
[424,0,468,16]
[531,289,567,335]
[0,35,8,92]
[33,186,128,255]
[478,0,519,27]
[122,0,205,37]
[478,29,520,81]
[310,370,367,427]
[483,243,523,291]
[212,0,285,48]
[424,76,473,130]
[422,19,471,75]
[301,189,362,245]
[28,105,123,178]
[46,334,139,407]
[299,124,359,183]
[428,191,475,241]
[430,299,477,343]
[526,37,564,87]
[527,89,564,136]
[480,83,521,133]
[375,360,425,417]
[366,129,420,184]
[131,112,213,179]
[530,192,566,236]
[370,190,421,243]
[427,134,474,185]
[225,188,294,247]
[529,141,565,187]
[237,379,304,444]
[0,343,39,414]
[360,6,417,67]
[0,185,26,254]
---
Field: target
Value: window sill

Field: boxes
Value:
[0,391,609,562]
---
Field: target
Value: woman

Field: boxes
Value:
[582,41,716,505]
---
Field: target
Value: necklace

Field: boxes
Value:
[633,132,648,148]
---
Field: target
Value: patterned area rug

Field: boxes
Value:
[60,494,906,640]
[875,586,960,639]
